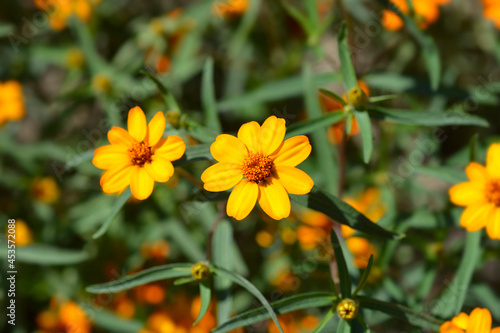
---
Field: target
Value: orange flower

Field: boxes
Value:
[212,0,248,18]
[37,299,91,333]
[5,220,33,246]
[482,0,500,29]
[268,313,320,333]
[0,80,25,126]
[449,143,500,239]
[34,0,100,31]
[92,106,185,200]
[382,0,447,31]
[201,116,313,220]
[31,177,60,204]
[440,308,500,333]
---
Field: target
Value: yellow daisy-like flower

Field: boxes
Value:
[440,308,500,333]
[92,106,185,200]
[0,80,25,126]
[201,116,314,220]
[449,143,500,239]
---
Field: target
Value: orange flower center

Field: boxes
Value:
[129,142,152,166]
[242,152,273,183]
[485,179,500,206]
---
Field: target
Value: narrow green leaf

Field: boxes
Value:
[86,263,192,294]
[213,219,234,325]
[469,133,479,162]
[165,219,205,262]
[0,23,13,37]
[173,277,195,286]
[282,2,313,35]
[92,308,143,333]
[312,308,335,333]
[290,187,401,239]
[319,89,347,106]
[69,16,105,75]
[0,244,91,265]
[336,320,351,333]
[92,188,131,239]
[368,94,398,103]
[330,229,351,298]
[211,292,337,333]
[202,57,221,133]
[194,281,212,325]
[139,69,180,111]
[353,110,373,163]
[285,112,346,138]
[337,22,358,91]
[415,166,467,184]
[212,267,284,333]
[352,254,374,297]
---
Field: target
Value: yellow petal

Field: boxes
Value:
[130,166,155,200]
[449,182,486,206]
[467,308,491,333]
[146,112,166,146]
[271,135,312,167]
[153,135,186,161]
[127,106,147,142]
[486,207,500,240]
[486,143,500,178]
[92,145,130,169]
[100,164,134,194]
[257,116,286,155]
[491,328,500,333]
[108,126,135,146]
[210,134,247,164]
[451,313,469,330]
[440,322,465,333]
[465,162,489,183]
[460,204,495,232]
[144,156,174,183]
[237,121,260,152]
[201,163,243,192]
[257,178,290,220]
[227,179,258,220]
[274,165,314,194]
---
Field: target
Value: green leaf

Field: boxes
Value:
[337,22,358,91]
[194,281,212,325]
[285,112,346,138]
[368,107,489,127]
[212,266,284,333]
[92,308,143,333]
[0,23,13,37]
[202,57,221,133]
[1,244,91,265]
[368,95,398,103]
[282,2,313,35]
[211,292,337,333]
[353,110,373,163]
[431,231,483,318]
[352,254,374,297]
[330,229,351,298]
[290,187,401,239]
[139,69,180,111]
[173,277,196,286]
[213,219,234,325]
[469,133,479,162]
[312,308,335,333]
[165,219,205,262]
[414,166,467,184]
[92,188,131,239]
[336,320,351,333]
[86,263,192,293]
[319,89,347,106]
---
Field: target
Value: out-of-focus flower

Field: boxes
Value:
[440,308,500,333]
[5,220,33,246]
[297,210,331,250]
[268,313,320,333]
[37,299,92,333]
[112,295,136,319]
[0,80,25,126]
[212,0,248,18]
[318,80,370,145]
[482,0,500,29]
[66,48,85,68]
[201,116,313,220]
[382,0,451,31]
[140,240,170,260]
[449,143,500,240]
[135,284,165,305]
[31,177,61,204]
[92,106,185,200]
[34,0,101,31]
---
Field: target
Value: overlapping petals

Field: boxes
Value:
[440,308,500,333]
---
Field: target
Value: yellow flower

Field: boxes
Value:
[34,0,99,31]
[382,0,445,31]
[440,308,500,333]
[449,143,500,239]
[31,177,60,204]
[212,0,248,18]
[5,220,33,246]
[482,0,500,29]
[201,116,314,220]
[92,106,186,200]
[37,299,92,333]
[0,80,25,126]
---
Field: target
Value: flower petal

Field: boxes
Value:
[257,178,291,220]
[486,207,500,240]
[127,106,147,142]
[460,204,495,232]
[108,126,135,146]
[486,143,500,178]
[130,166,155,200]
[274,165,313,194]
[237,121,260,153]
[467,308,492,333]
[440,322,465,333]
[153,135,186,161]
[450,312,469,330]
[449,182,486,207]
[146,112,166,146]
[465,162,489,183]
[144,156,174,183]
[227,179,258,220]
[257,116,286,155]
[210,134,248,164]
[92,145,130,169]
[100,164,134,194]
[271,135,312,167]
[491,328,500,333]
[201,163,243,192]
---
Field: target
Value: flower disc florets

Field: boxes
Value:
[242,152,274,183]
[336,298,358,320]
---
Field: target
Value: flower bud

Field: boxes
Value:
[191,262,210,281]
[336,298,358,320]
[347,87,368,109]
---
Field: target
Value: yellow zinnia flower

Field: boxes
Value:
[440,308,500,333]
[201,116,314,220]
[0,80,25,126]
[449,143,500,240]
[92,106,185,200]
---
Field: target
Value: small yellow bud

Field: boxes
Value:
[166,110,181,129]
[347,87,368,109]
[191,262,210,281]
[92,74,112,95]
[336,298,359,320]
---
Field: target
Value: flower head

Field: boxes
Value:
[449,143,500,239]
[34,0,100,30]
[482,0,500,29]
[440,308,500,333]
[0,80,25,126]
[212,0,248,18]
[31,177,60,204]
[5,220,33,246]
[382,0,447,31]
[92,106,185,200]
[201,116,314,220]
[336,298,359,320]
[37,299,92,333]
